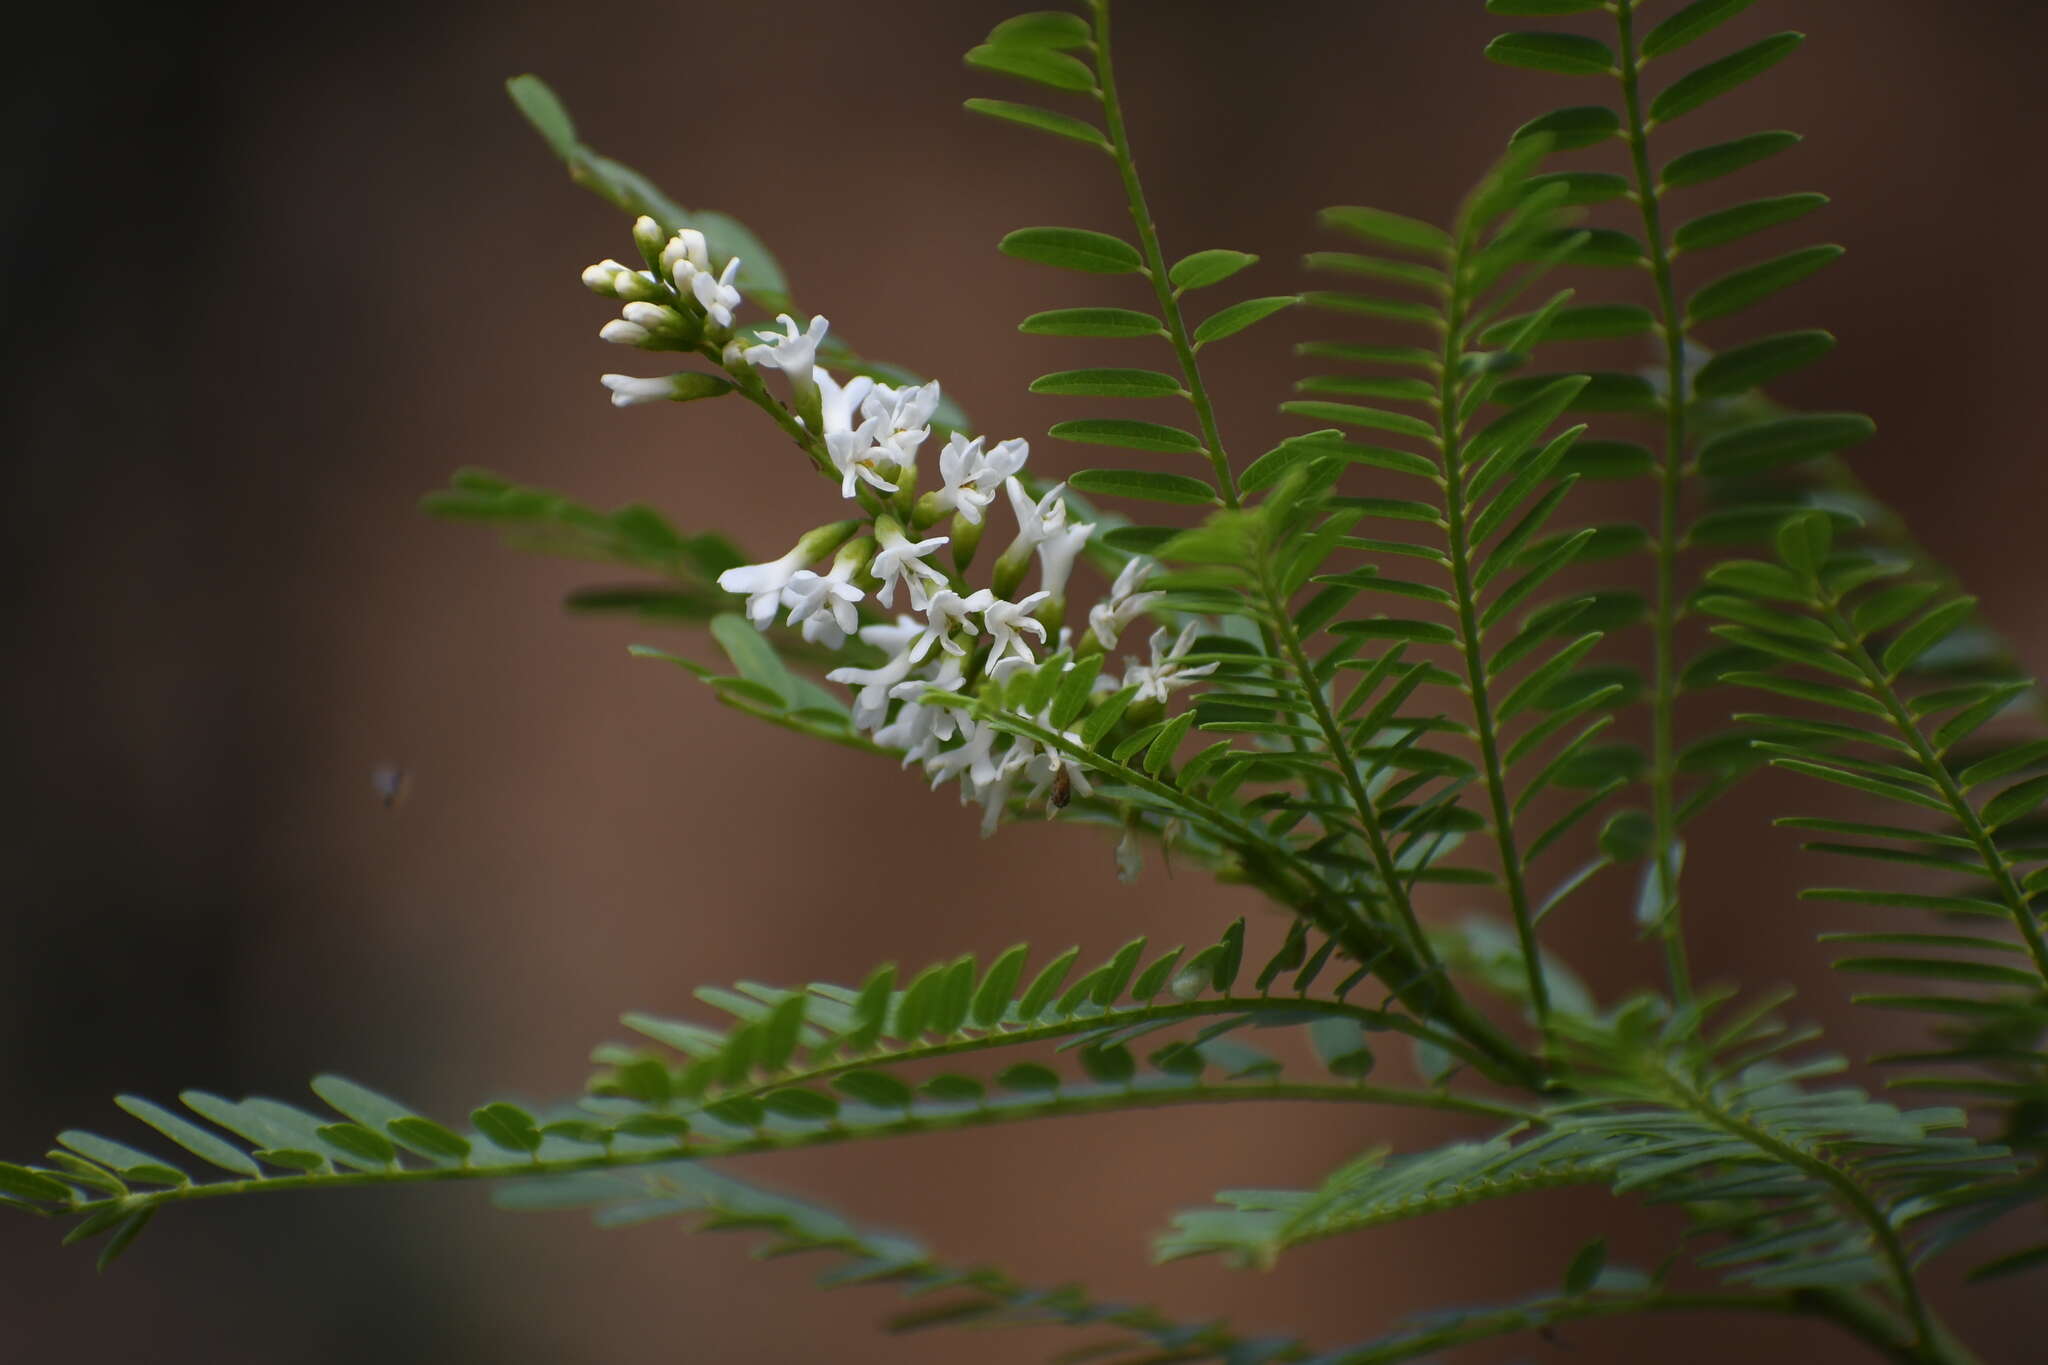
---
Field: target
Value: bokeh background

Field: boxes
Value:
[6,1,2048,1360]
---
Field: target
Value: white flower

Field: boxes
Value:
[717,545,818,628]
[1021,713,1095,808]
[600,374,665,406]
[1000,478,1094,595]
[911,587,993,661]
[827,417,893,498]
[931,435,1029,525]
[924,717,998,793]
[1126,623,1219,704]
[858,614,924,656]
[827,644,919,731]
[816,367,875,436]
[1004,477,1068,552]
[1089,557,1164,649]
[743,314,829,375]
[599,318,651,346]
[689,257,743,328]
[983,591,1051,673]
[871,520,950,611]
[1036,520,1094,600]
[863,380,943,436]
[874,654,969,764]
[780,551,865,649]
[972,745,1034,836]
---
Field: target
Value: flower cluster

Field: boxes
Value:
[586,217,1215,835]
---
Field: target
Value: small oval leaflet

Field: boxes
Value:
[1484,31,1618,77]
[999,226,1143,274]
[964,43,1095,94]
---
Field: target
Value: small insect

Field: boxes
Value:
[371,764,413,809]
[1050,765,1073,810]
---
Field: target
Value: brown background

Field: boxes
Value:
[5,1,2047,1360]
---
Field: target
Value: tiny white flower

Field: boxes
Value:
[1126,623,1219,704]
[1021,712,1095,808]
[815,367,875,436]
[911,587,994,661]
[871,520,950,611]
[1004,477,1068,552]
[983,591,1052,673]
[827,644,919,731]
[743,314,829,375]
[827,417,893,499]
[924,717,997,793]
[780,552,865,649]
[717,545,817,628]
[621,301,682,332]
[875,655,969,763]
[690,257,743,328]
[600,318,652,346]
[858,614,924,656]
[600,373,677,407]
[973,745,1034,836]
[931,435,1029,525]
[863,380,943,435]
[1036,520,1094,600]
[1089,557,1164,650]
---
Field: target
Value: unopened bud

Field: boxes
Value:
[661,228,711,278]
[599,319,652,346]
[791,519,863,565]
[581,259,630,296]
[631,215,667,266]
[949,510,984,570]
[620,301,681,332]
[612,270,667,304]
[990,542,1031,600]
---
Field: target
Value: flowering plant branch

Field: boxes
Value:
[9,5,2048,1363]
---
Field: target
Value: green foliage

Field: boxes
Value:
[13,6,2048,1364]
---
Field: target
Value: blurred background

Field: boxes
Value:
[5,0,2047,1359]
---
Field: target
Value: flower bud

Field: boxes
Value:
[581,259,630,296]
[990,543,1031,600]
[949,510,985,571]
[599,319,652,346]
[631,214,668,267]
[791,519,863,566]
[611,270,667,304]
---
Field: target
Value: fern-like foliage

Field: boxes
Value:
[0,923,1528,1268]
[1164,992,2014,1343]
[11,5,2048,1363]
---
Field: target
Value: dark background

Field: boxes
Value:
[6,1,2047,1360]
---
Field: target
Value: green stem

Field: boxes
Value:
[1437,226,1549,1031]
[1613,0,1693,1006]
[1815,597,2048,981]
[1088,0,1239,509]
